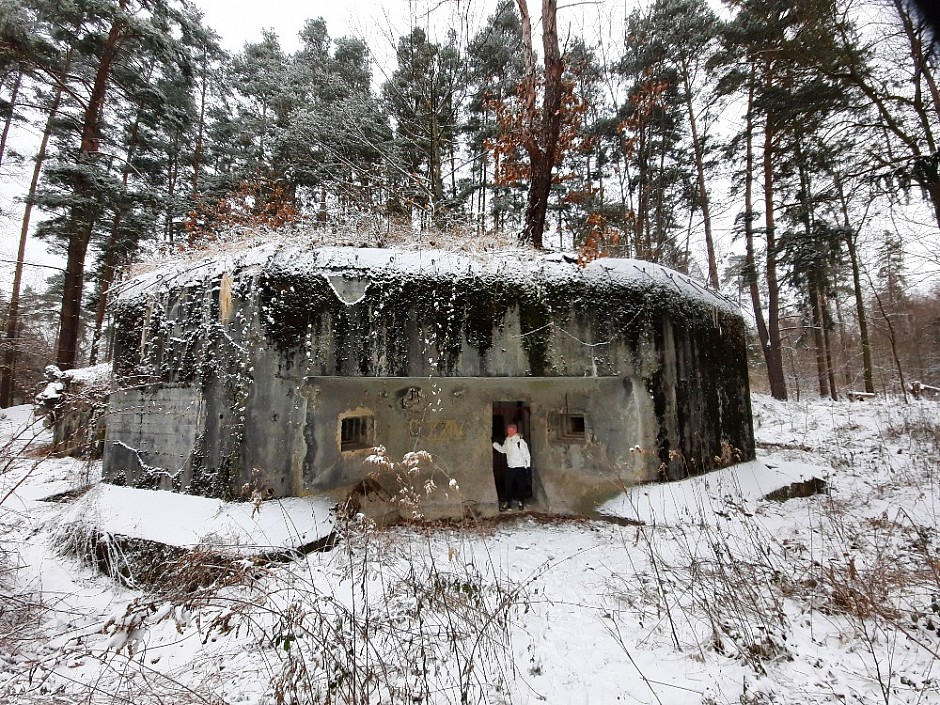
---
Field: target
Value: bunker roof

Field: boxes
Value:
[115,243,741,316]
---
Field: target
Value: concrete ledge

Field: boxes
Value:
[597,460,829,526]
[62,483,336,554]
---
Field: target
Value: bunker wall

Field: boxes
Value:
[104,255,754,512]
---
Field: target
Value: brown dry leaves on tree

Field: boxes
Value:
[484,76,589,192]
[617,75,671,160]
[577,74,672,266]
[577,213,625,266]
[182,174,298,248]
[486,67,631,264]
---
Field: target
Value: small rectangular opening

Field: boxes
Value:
[557,413,587,442]
[341,415,373,451]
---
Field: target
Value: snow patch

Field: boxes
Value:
[324,273,371,305]
[34,363,112,406]
[599,459,829,525]
[115,242,742,316]
[62,484,335,553]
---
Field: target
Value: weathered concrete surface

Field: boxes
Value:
[104,247,754,516]
[104,385,205,490]
[289,376,651,516]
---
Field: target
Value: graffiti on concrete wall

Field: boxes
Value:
[407,419,467,441]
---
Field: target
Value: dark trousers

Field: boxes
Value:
[503,466,527,503]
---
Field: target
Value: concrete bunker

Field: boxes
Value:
[103,245,755,518]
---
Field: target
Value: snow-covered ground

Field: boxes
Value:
[1,395,938,704]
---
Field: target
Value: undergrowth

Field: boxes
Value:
[2,397,940,704]
[606,398,940,704]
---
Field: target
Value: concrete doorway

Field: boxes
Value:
[492,401,532,504]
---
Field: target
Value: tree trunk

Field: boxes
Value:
[870,279,908,402]
[682,68,718,289]
[516,0,563,250]
[832,293,853,388]
[88,230,118,366]
[834,174,875,394]
[317,185,327,223]
[796,146,831,399]
[820,291,838,400]
[0,55,70,406]
[165,127,181,242]
[743,76,772,378]
[55,15,127,369]
[809,285,830,398]
[429,110,444,217]
[522,152,552,249]
[89,99,145,366]
[449,138,457,203]
[192,47,209,195]
[892,0,940,131]
[57,221,93,369]
[479,107,489,234]
[480,139,488,234]
[761,98,787,400]
[847,235,875,393]
[636,128,650,259]
[925,180,940,231]
[840,1,940,228]
[0,70,21,169]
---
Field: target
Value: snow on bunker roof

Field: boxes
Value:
[115,243,741,316]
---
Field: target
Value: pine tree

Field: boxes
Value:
[600,0,729,274]
[616,4,695,269]
[0,0,27,169]
[718,0,859,399]
[15,0,218,369]
[466,0,524,232]
[555,39,605,248]
[382,27,464,226]
[0,49,72,406]
[227,30,292,205]
[648,0,723,287]
[844,0,940,228]
[281,19,388,221]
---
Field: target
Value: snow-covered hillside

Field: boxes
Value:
[1,395,938,704]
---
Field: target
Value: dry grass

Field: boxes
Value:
[129,215,533,282]
[5,396,940,704]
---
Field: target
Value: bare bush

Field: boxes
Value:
[258,521,526,705]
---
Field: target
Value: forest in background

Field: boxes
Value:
[0,0,938,406]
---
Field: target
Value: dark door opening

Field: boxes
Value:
[492,401,532,503]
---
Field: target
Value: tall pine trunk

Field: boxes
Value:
[797,148,833,400]
[192,45,210,196]
[88,220,119,366]
[761,93,787,400]
[743,76,772,383]
[56,15,127,369]
[870,281,908,402]
[89,100,146,366]
[809,286,830,398]
[820,292,838,400]
[682,69,718,288]
[0,71,21,168]
[0,55,71,406]
[834,174,874,394]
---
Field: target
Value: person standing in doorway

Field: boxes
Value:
[493,423,530,511]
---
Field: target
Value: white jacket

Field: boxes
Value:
[493,435,531,468]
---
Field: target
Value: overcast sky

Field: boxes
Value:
[194,0,499,63]
[194,0,388,53]
[192,0,626,75]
